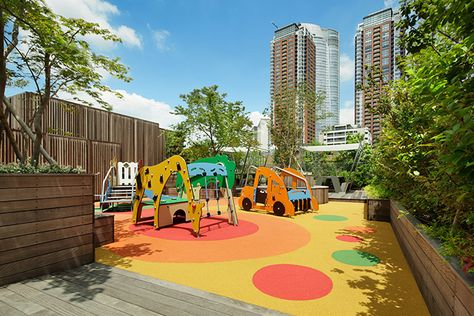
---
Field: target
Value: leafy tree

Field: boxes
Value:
[1,0,131,166]
[372,0,473,262]
[270,83,325,167]
[0,0,47,163]
[172,85,255,158]
[165,122,186,158]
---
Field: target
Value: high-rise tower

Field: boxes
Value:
[354,8,402,139]
[270,23,339,144]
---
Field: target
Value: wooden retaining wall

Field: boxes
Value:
[94,214,114,246]
[390,201,474,316]
[1,92,166,196]
[0,174,95,286]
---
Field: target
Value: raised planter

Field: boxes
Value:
[0,174,95,286]
[390,201,474,316]
[94,213,115,246]
[311,185,329,204]
[364,198,390,222]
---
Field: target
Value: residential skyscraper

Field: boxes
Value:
[270,23,339,144]
[354,8,402,139]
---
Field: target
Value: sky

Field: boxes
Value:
[7,0,397,128]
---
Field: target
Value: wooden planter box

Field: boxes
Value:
[0,174,95,286]
[311,185,329,204]
[94,214,114,246]
[390,201,474,316]
[364,198,390,222]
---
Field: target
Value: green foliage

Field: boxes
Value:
[1,0,131,166]
[165,122,186,158]
[372,0,474,264]
[363,184,390,199]
[422,223,474,272]
[304,141,374,189]
[270,83,325,167]
[172,85,256,158]
[0,161,84,174]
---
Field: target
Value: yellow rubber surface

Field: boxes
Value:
[96,201,429,315]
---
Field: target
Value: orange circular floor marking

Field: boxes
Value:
[105,212,311,263]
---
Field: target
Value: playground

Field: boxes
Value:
[95,199,429,315]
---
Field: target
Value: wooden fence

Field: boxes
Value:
[390,201,474,316]
[0,174,95,286]
[1,92,166,196]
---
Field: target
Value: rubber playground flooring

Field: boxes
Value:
[96,201,429,315]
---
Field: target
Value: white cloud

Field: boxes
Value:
[103,90,181,128]
[151,29,172,52]
[44,0,142,49]
[340,100,355,125]
[249,111,264,126]
[340,54,354,82]
[116,26,142,48]
[58,89,181,128]
[384,0,395,7]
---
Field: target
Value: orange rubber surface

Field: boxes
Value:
[96,201,429,315]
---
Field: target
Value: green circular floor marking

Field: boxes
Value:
[332,250,380,266]
[313,214,348,221]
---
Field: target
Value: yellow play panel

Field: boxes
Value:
[96,201,429,315]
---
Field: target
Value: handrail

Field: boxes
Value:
[273,166,309,187]
[100,165,115,203]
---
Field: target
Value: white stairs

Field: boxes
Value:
[100,162,138,209]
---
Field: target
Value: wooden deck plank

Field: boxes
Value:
[25,278,132,316]
[70,264,271,316]
[6,283,92,316]
[55,271,222,316]
[37,275,162,316]
[68,263,283,316]
[0,288,51,315]
[104,264,282,315]
[0,301,27,316]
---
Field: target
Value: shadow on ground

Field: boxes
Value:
[335,223,425,316]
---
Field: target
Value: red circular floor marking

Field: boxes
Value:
[336,235,364,242]
[343,226,376,234]
[130,216,259,241]
[252,264,333,300]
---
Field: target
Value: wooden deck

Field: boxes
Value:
[329,190,367,201]
[0,263,285,316]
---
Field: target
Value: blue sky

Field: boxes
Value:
[9,0,396,128]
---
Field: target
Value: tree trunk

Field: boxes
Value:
[0,11,24,163]
[32,54,51,166]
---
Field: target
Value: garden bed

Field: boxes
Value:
[390,201,474,316]
[0,174,95,286]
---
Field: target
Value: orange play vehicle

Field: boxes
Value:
[238,166,318,216]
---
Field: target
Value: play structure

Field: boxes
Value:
[239,166,318,216]
[100,160,138,209]
[176,154,238,225]
[132,155,205,236]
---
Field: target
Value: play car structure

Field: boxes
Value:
[239,166,318,216]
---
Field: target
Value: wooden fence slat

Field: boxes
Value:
[0,215,92,240]
[0,224,93,252]
[0,234,92,265]
[0,196,93,213]
[0,205,91,226]
[0,244,92,279]
[0,254,93,288]
[0,186,93,201]
[0,175,92,189]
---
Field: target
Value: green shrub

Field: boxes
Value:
[369,0,474,269]
[0,161,85,174]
